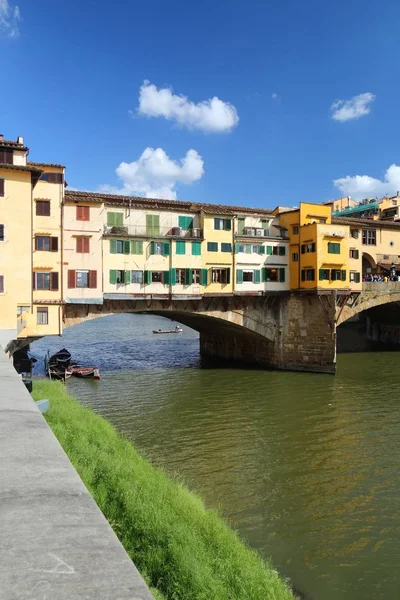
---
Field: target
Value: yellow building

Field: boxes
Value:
[278,202,360,291]
[202,212,234,294]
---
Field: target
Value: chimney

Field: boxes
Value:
[0,134,3,141]
[17,136,24,145]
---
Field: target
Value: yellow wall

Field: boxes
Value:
[202,214,234,293]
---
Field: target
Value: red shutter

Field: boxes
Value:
[83,237,90,253]
[50,272,59,291]
[68,270,76,288]
[83,206,90,221]
[32,272,36,290]
[88,270,97,289]
[76,237,82,253]
[51,237,58,252]
[76,206,82,220]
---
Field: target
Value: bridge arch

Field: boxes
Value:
[337,287,400,326]
[362,252,376,276]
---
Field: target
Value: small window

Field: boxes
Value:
[34,272,59,291]
[76,206,90,221]
[221,243,232,253]
[265,268,278,282]
[176,241,186,255]
[292,225,299,235]
[151,271,163,283]
[36,200,50,216]
[191,241,201,256]
[131,241,143,255]
[214,218,231,231]
[17,305,30,315]
[301,242,316,254]
[301,269,315,282]
[351,229,359,239]
[108,212,124,228]
[292,252,299,262]
[319,218,326,224]
[131,270,143,284]
[36,236,50,251]
[0,179,4,197]
[243,270,254,282]
[154,242,163,255]
[176,269,186,284]
[76,271,89,288]
[192,269,201,284]
[211,268,230,284]
[178,216,194,230]
[319,269,330,281]
[349,249,359,259]
[146,214,160,235]
[116,270,125,284]
[0,275,4,294]
[327,242,340,254]
[207,242,218,252]
[116,240,124,254]
[40,172,63,184]
[0,224,4,241]
[0,149,13,164]
[37,307,48,325]
[362,230,376,245]
[76,237,90,253]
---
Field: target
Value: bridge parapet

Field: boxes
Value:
[337,282,400,325]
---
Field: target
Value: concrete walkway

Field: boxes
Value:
[0,351,155,600]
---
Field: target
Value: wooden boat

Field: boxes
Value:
[48,366,72,381]
[153,327,183,334]
[46,348,72,369]
[69,365,100,379]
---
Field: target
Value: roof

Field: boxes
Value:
[333,216,400,229]
[0,139,28,151]
[0,163,42,175]
[28,161,65,169]
[64,190,275,217]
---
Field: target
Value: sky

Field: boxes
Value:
[2,0,400,208]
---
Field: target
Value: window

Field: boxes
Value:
[146,214,160,236]
[109,270,128,284]
[68,270,97,288]
[264,268,278,282]
[350,272,361,283]
[243,270,254,282]
[349,249,359,259]
[151,271,163,283]
[40,172,63,184]
[292,252,299,262]
[176,240,186,255]
[214,218,231,231]
[351,229,359,239]
[362,229,376,245]
[131,241,143,254]
[319,218,327,224]
[37,307,48,325]
[0,179,4,197]
[193,269,201,284]
[221,243,232,252]
[301,242,316,254]
[237,218,245,234]
[211,268,230,284]
[17,305,30,315]
[0,149,13,164]
[34,272,59,291]
[35,236,58,252]
[77,206,90,221]
[327,242,340,254]
[236,270,261,284]
[319,269,330,281]
[301,269,315,282]
[116,270,125,284]
[36,200,50,216]
[107,212,123,227]
[331,269,346,281]
[0,275,4,293]
[176,269,186,284]
[178,216,193,230]
[0,224,4,241]
[76,237,90,253]
[150,241,170,256]
[192,241,201,255]
[207,242,218,252]
[292,225,299,235]
[131,270,143,284]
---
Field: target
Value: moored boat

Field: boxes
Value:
[153,326,183,334]
[69,365,100,379]
[48,366,73,381]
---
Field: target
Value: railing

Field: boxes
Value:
[103,225,203,239]
[362,282,400,291]
[236,228,288,239]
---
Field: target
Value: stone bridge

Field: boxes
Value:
[336,282,400,325]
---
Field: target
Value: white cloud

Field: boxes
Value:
[99,147,204,200]
[137,80,239,133]
[272,93,279,99]
[0,0,20,38]
[331,92,375,122]
[334,164,400,201]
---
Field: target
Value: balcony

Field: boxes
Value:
[235,227,288,240]
[103,225,203,240]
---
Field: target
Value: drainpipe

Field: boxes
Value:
[232,216,236,294]
[60,176,64,335]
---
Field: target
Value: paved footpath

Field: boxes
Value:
[0,351,155,600]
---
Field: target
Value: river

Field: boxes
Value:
[32,314,400,600]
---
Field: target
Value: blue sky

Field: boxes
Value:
[2,0,400,208]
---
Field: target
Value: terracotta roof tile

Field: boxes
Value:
[28,161,65,169]
[333,216,400,229]
[64,190,274,217]
[0,163,42,175]
[0,139,28,150]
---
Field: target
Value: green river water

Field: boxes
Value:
[33,314,400,599]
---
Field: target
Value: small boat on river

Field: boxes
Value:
[69,365,100,379]
[45,349,100,381]
[153,326,183,334]
[48,366,73,381]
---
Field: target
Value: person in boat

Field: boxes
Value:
[175,325,180,331]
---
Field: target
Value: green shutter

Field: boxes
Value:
[144,270,151,285]
[110,239,117,254]
[258,245,265,255]
[236,269,243,284]
[200,269,208,286]
[131,240,143,254]
[319,269,325,281]
[261,219,268,229]
[279,246,286,256]
[191,241,201,256]
[301,270,305,282]
[234,243,240,253]
[124,270,131,284]
[254,270,261,284]
[170,268,176,285]
[163,242,170,256]
[176,241,186,255]
[146,214,160,236]
[238,218,245,235]
[224,219,232,231]
[342,270,346,281]
[185,268,193,285]
[279,268,285,282]
[115,213,123,227]
[150,241,155,255]
[179,216,193,229]
[110,270,117,284]
[107,212,115,226]
[123,240,130,254]
[245,244,251,254]
[163,271,170,285]
[266,246,272,255]
[355,272,360,283]
[355,249,359,259]
[262,267,267,282]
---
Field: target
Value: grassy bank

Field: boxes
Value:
[32,380,295,600]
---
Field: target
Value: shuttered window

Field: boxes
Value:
[146,214,160,236]
[0,275,4,293]
[107,212,123,227]
[76,237,90,253]
[131,270,143,284]
[76,206,90,221]
[0,149,13,164]
[207,242,218,252]
[176,241,186,255]
[0,179,4,197]
[278,246,286,256]
[150,241,170,256]
[178,216,193,230]
[34,272,59,290]
[191,241,201,256]
[214,218,231,231]
[327,242,340,254]
[130,241,143,254]
[75,271,97,288]
[237,218,245,234]
[0,224,4,241]
[37,307,48,325]
[221,243,232,253]
[41,172,63,184]
[36,200,50,216]
[200,269,208,286]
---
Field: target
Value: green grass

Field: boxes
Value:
[33,380,295,600]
